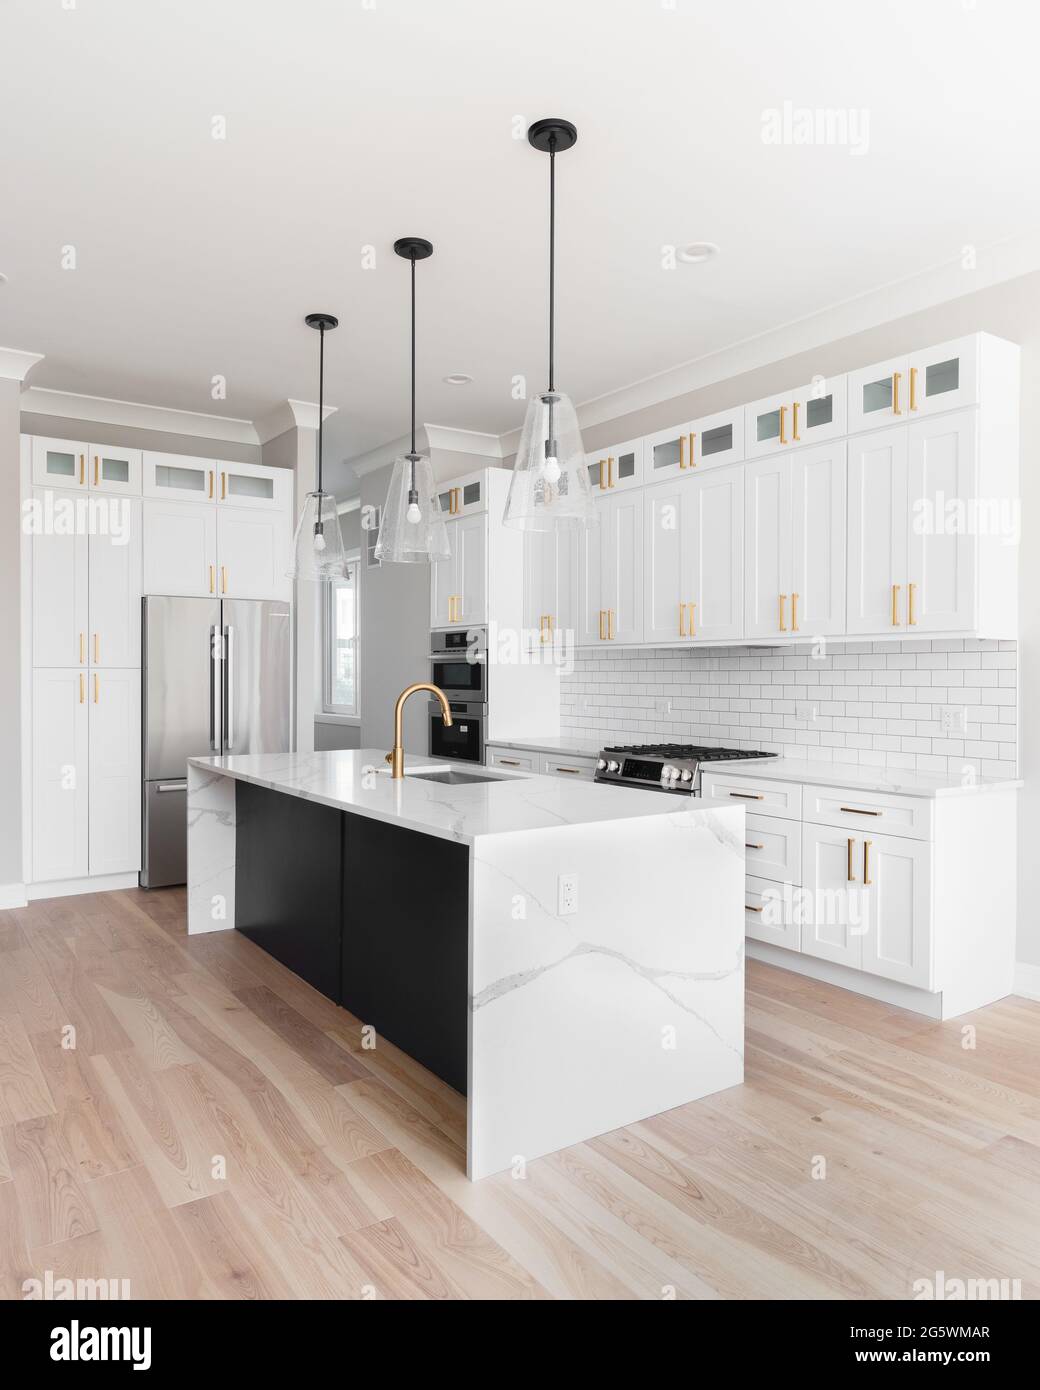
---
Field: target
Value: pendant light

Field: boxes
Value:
[288,312,349,581]
[375,238,450,564]
[503,118,595,532]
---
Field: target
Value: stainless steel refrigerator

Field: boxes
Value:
[141,595,291,888]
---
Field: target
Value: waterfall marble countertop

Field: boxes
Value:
[187,749,742,845]
[716,755,1022,798]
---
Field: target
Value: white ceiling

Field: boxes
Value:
[3,0,1039,493]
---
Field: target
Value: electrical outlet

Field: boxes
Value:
[557,873,579,916]
[941,705,968,735]
[796,701,819,724]
[654,697,672,714]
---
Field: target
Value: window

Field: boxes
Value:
[323,559,360,717]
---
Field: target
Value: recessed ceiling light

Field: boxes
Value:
[443,373,472,385]
[678,242,719,264]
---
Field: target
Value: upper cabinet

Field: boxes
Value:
[578,491,643,645]
[431,510,487,628]
[644,407,743,482]
[217,459,292,512]
[143,451,214,501]
[33,437,142,493]
[746,376,846,458]
[217,505,291,601]
[142,498,218,598]
[523,528,578,650]
[643,470,743,645]
[848,336,979,432]
[437,471,487,518]
[586,437,644,494]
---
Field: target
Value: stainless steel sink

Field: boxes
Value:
[409,769,511,785]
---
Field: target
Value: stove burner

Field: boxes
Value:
[601,743,775,760]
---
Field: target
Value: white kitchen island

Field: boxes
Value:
[186,749,745,1180]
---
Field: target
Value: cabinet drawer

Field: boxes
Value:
[701,771,802,820]
[540,754,597,780]
[803,784,932,841]
[744,873,799,952]
[744,813,801,885]
[487,748,534,772]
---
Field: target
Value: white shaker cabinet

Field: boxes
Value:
[32,669,89,883]
[799,823,866,971]
[846,426,908,635]
[859,831,932,989]
[88,498,143,666]
[905,411,976,633]
[142,499,218,597]
[744,456,790,640]
[580,490,642,644]
[522,527,578,648]
[87,668,142,875]
[431,512,487,628]
[217,504,291,601]
[645,470,743,645]
[31,487,88,668]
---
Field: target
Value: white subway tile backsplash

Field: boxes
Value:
[560,639,1018,778]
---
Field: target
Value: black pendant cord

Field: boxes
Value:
[548,138,556,395]
[409,254,418,502]
[315,323,325,532]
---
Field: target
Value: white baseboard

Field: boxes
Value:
[1013,960,1040,1002]
[27,871,140,902]
[0,882,28,909]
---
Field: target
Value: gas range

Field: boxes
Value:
[594,743,777,795]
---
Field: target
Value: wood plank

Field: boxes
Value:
[3,1114,99,1246]
[0,1014,56,1125]
[233,986,368,1085]
[28,1029,137,1182]
[170,1190,298,1300]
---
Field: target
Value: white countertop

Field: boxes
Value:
[188,749,741,846]
[715,755,1021,798]
[485,735,607,759]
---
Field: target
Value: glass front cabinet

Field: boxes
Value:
[585,437,644,494]
[746,376,847,458]
[847,337,979,433]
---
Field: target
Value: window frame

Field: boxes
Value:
[321,556,361,720]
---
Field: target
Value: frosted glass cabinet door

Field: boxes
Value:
[216,460,291,512]
[31,486,88,667]
[32,668,89,883]
[88,445,142,495]
[32,437,88,488]
[847,355,910,433]
[88,667,142,876]
[89,499,142,666]
[906,337,979,418]
[642,423,697,483]
[142,499,218,597]
[586,438,644,493]
[790,376,847,448]
[143,451,215,502]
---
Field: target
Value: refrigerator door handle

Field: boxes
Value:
[209,625,220,751]
[224,625,235,751]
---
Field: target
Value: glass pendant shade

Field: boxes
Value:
[375,454,450,563]
[502,389,596,531]
[288,490,348,581]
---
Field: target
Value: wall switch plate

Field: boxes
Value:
[796,701,819,724]
[941,705,968,735]
[557,873,579,916]
[654,697,672,714]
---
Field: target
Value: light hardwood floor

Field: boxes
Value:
[1,886,1039,1300]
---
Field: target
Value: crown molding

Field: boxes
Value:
[348,430,419,479]
[423,423,503,458]
[336,496,361,515]
[255,398,338,443]
[0,347,44,383]
[19,385,259,443]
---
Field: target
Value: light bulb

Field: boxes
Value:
[543,455,561,484]
[406,502,422,524]
[313,530,327,552]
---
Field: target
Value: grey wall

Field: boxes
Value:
[19,413,262,464]
[1,380,23,887]
[314,721,362,751]
[359,463,431,753]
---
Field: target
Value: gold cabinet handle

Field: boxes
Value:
[678,602,687,637]
[891,582,901,627]
[792,401,800,442]
[688,432,696,467]
[863,839,872,886]
[729,791,764,800]
[221,565,227,594]
[498,758,521,767]
[599,459,608,491]
[79,674,85,703]
[209,564,215,594]
[555,766,582,775]
[608,456,615,487]
[847,837,856,882]
[93,673,99,703]
[79,632,85,664]
[778,594,787,632]
[679,435,687,469]
[608,609,615,640]
[93,633,99,662]
[892,371,902,416]
[598,610,605,640]
[79,454,85,485]
[745,903,763,913]
[840,806,882,816]
[909,366,918,411]
[779,405,788,446]
[908,581,917,626]
[221,472,227,501]
[93,455,100,486]
[540,614,550,643]
[791,592,799,632]
[688,601,696,638]
[208,470,214,499]
[746,842,764,851]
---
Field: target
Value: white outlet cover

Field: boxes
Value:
[941,705,968,735]
[557,873,578,916]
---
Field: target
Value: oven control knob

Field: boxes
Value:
[607,760,620,774]
[661,765,678,782]
[596,758,607,771]
[680,769,693,783]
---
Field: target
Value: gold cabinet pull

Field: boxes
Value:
[678,602,687,637]
[79,673,85,703]
[599,459,608,491]
[778,594,787,632]
[847,837,856,882]
[598,610,605,640]
[93,633,99,662]
[79,454,85,485]
[840,806,882,816]
[688,601,696,638]
[792,401,800,442]
[209,564,215,594]
[891,582,901,627]
[729,791,764,800]
[540,614,550,643]
[608,456,615,487]
[208,470,214,499]
[608,609,615,640]
[79,632,85,663]
[221,566,227,593]
[678,435,687,469]
[93,673,99,703]
[555,766,582,775]
[863,839,873,886]
[745,903,764,913]
[93,455,100,486]
[221,472,227,501]
[791,593,799,632]
[779,405,788,446]
[908,581,917,626]
[498,758,521,767]
[746,842,764,851]
[909,366,918,411]
[688,432,696,467]
[892,371,902,415]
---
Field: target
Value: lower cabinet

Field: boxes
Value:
[31,667,141,882]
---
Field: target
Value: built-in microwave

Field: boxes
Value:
[429,699,485,764]
[430,626,487,702]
